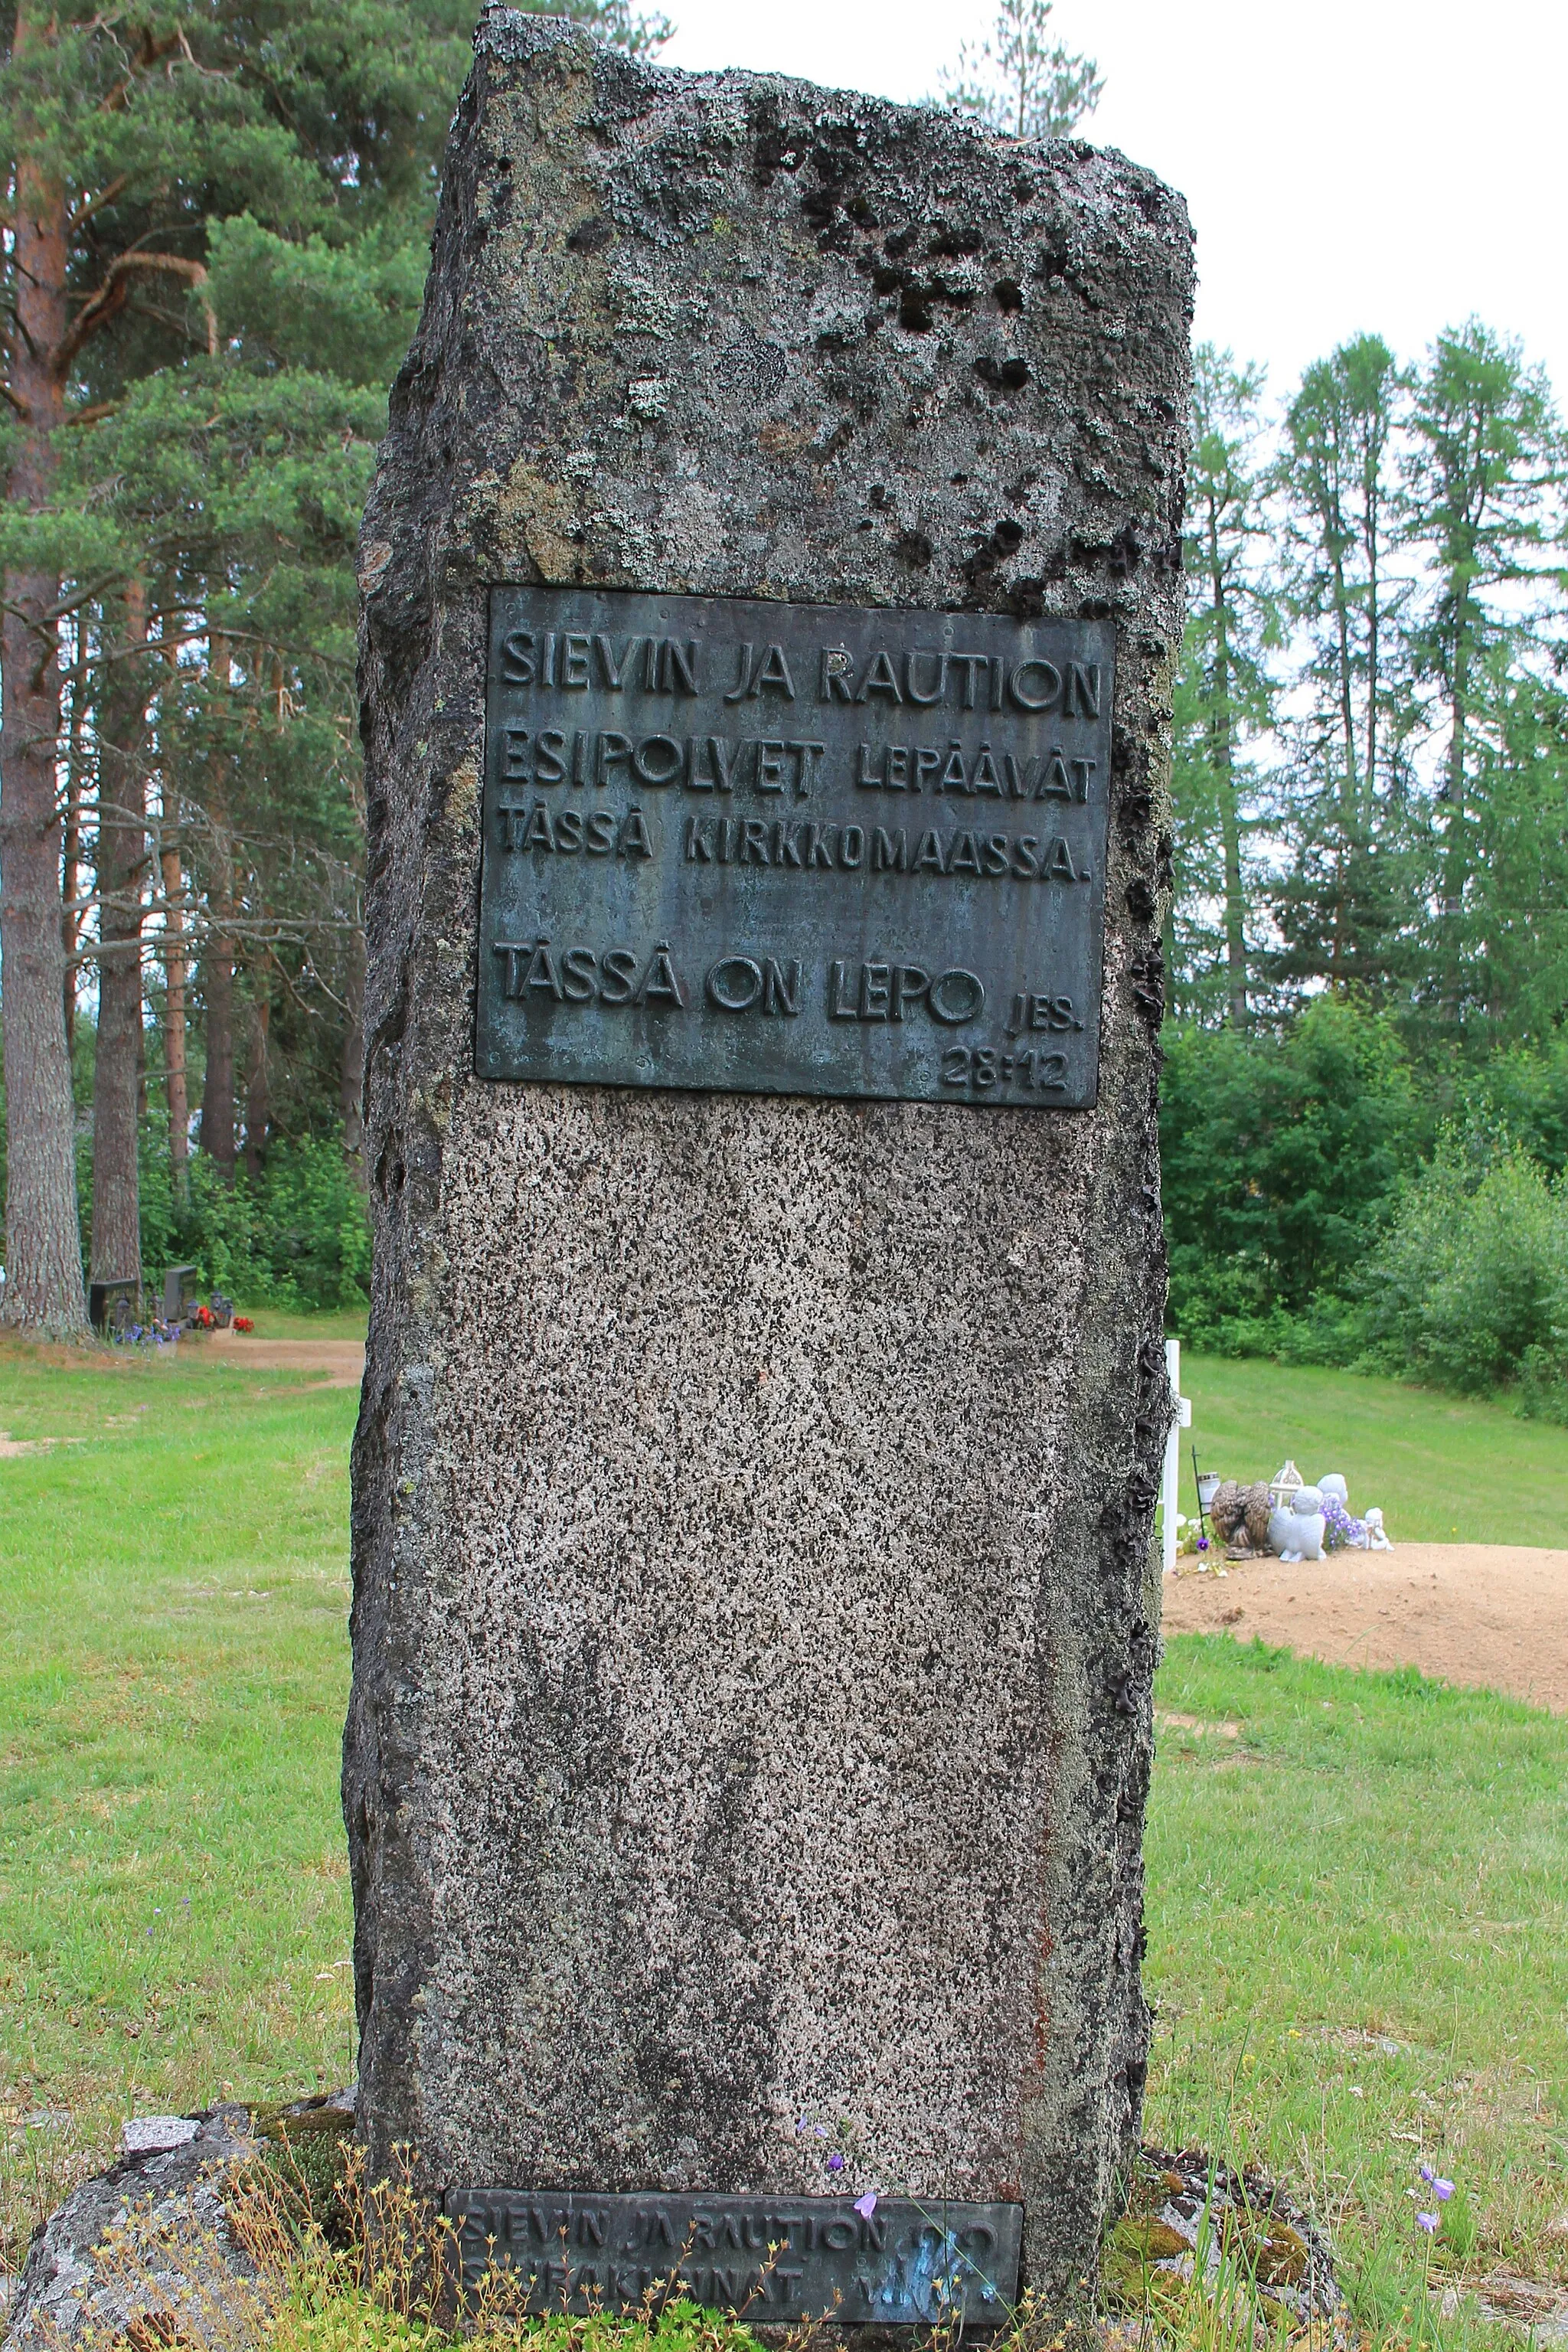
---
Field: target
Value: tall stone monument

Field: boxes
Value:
[348,5,1191,2321]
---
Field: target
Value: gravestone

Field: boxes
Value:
[348,5,1191,2320]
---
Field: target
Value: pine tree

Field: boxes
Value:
[1447,649,1568,1044]
[1171,348,1282,1025]
[1269,335,1427,1000]
[88,583,152,1285]
[939,0,1102,142]
[2,0,668,1327]
[1,3,331,1330]
[1402,322,1566,1029]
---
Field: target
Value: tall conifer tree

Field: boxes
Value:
[2,5,329,1328]
[1403,322,1565,1028]
[1171,348,1281,1024]
[939,0,1102,139]
[1270,335,1425,999]
[2,0,667,1326]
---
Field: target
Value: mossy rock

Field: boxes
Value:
[1220,2206,1310,2287]
[1112,2145,1342,2334]
[1124,2164,1190,2216]
[253,2095,357,2144]
[1102,2214,1194,2304]
[1112,2218,1191,2264]
[1255,2222,1310,2288]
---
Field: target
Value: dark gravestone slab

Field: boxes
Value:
[87,1278,139,1334]
[162,1264,198,1323]
[447,2190,1022,2326]
[478,590,1112,1106]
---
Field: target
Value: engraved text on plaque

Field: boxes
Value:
[447,2188,1024,2324]
[477,590,1114,1106]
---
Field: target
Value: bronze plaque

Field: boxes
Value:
[447,2187,1024,2324]
[477,589,1113,1106]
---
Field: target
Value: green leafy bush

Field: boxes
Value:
[255,1138,372,1305]
[1474,1031,1568,1176]
[1161,998,1421,1353]
[1358,1125,1568,1405]
[171,1138,369,1309]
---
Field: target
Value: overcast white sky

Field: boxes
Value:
[661,0,1567,418]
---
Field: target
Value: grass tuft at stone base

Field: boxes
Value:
[1105,2147,1345,2344]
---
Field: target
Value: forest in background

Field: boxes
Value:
[1166,332,1568,1414]
[0,1,1564,1413]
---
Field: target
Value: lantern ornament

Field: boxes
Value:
[1267,1459,1305,1511]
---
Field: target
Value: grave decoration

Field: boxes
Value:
[1200,1468,1393,1562]
[1206,1480,1276,1556]
[1269,1485,1326,1562]
[1268,1459,1305,1511]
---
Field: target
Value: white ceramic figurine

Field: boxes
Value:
[1272,1484,1327,1562]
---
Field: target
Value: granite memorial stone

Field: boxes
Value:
[348,5,1191,2317]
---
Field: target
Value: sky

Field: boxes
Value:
[660,0,1568,419]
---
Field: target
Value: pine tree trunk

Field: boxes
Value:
[61,622,87,1054]
[1204,521,1248,1028]
[161,842,191,1200]
[1440,589,1471,1022]
[1218,778,1248,1027]
[201,933,237,1176]
[243,968,270,1181]
[0,134,87,1335]
[199,629,237,1178]
[1364,466,1381,802]
[1328,537,1358,991]
[90,587,149,1284]
[1330,545,1359,813]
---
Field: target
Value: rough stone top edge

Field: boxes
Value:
[472,4,1192,234]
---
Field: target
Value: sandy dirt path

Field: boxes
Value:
[1162,1543,1568,1714]
[194,1330,366,1389]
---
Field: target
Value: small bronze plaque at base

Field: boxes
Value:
[447,2189,1024,2325]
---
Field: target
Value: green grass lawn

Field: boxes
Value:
[1147,1638,1568,2340]
[0,1334,356,2259]
[236,1305,369,1341]
[1182,1353,1568,1547]
[1,1334,1564,2348]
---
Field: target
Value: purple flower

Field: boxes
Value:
[1434,2178,1454,2201]
[854,2193,878,2220]
[1418,2164,1435,2184]
[1322,1496,1367,1552]
[1416,2213,1439,2234]
[796,2117,810,2133]
[826,2151,844,2174]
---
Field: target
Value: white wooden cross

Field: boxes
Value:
[1161,1336,1192,1578]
